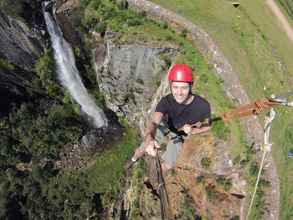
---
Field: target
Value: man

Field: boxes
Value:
[127,64,211,172]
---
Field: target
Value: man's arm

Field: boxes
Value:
[143,112,163,156]
[144,112,163,143]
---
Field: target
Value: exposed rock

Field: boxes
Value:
[55,0,82,48]
[94,36,178,130]
[55,121,123,170]
[56,0,80,14]
[0,10,45,116]
[0,10,43,71]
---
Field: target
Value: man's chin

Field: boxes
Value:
[174,98,185,104]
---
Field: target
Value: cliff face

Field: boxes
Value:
[91,33,246,220]
[0,10,43,71]
[94,34,178,132]
[0,8,45,116]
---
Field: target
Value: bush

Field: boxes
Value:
[34,49,62,98]
[7,102,84,160]
[0,0,23,19]
[179,193,198,220]
[0,58,14,71]
[216,176,232,191]
[249,161,259,176]
[126,18,143,26]
[211,119,230,140]
[205,185,220,201]
[196,175,205,184]
[181,28,188,38]
[201,157,211,169]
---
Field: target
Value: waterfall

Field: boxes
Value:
[43,6,108,128]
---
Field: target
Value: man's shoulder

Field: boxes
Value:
[159,94,173,103]
[194,94,210,106]
[156,94,173,113]
[162,93,173,100]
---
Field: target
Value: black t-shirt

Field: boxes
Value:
[155,94,211,132]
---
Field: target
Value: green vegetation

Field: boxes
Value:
[0,98,93,218]
[211,119,230,140]
[151,0,293,218]
[0,166,97,219]
[0,0,24,19]
[196,175,205,184]
[0,58,15,71]
[34,49,62,98]
[128,160,146,219]
[0,0,39,23]
[205,185,221,202]
[179,192,199,220]
[216,176,232,191]
[79,0,146,33]
[86,123,139,206]
[201,157,211,169]
[278,0,293,21]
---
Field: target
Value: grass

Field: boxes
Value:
[150,0,293,219]
[277,0,293,23]
[86,123,139,206]
[0,58,15,71]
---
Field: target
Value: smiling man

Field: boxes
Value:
[126,64,211,172]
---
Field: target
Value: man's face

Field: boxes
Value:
[170,81,191,104]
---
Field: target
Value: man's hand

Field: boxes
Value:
[182,124,192,134]
[145,140,160,156]
[181,123,211,135]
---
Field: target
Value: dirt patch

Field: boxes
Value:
[266,0,293,43]
[163,133,244,219]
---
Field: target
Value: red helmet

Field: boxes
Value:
[168,64,193,83]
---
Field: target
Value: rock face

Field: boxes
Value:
[94,35,178,130]
[0,10,43,71]
[55,0,82,48]
[0,9,45,116]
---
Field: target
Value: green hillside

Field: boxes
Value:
[278,0,293,22]
[151,0,293,219]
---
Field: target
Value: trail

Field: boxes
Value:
[266,0,293,43]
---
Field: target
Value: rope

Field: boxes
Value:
[245,108,276,220]
[155,152,172,220]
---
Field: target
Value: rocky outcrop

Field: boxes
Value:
[55,121,123,170]
[55,0,82,48]
[0,10,45,116]
[94,34,246,219]
[0,10,43,71]
[94,33,178,132]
